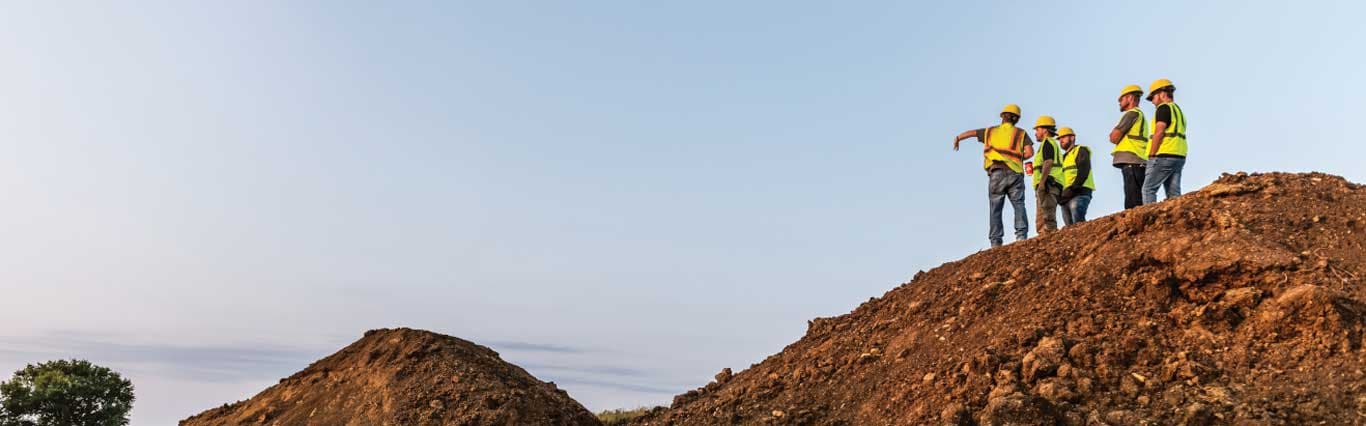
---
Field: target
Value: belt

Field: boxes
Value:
[1125,135,1148,141]
[1164,132,1187,139]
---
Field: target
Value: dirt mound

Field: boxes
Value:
[638,172,1366,425]
[181,328,600,426]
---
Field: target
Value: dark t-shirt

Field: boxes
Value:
[1151,104,1185,158]
[1155,104,1172,126]
[1040,140,1057,163]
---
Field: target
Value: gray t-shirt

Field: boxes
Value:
[1112,111,1144,166]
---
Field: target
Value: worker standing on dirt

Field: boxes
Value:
[1142,79,1188,204]
[953,104,1035,247]
[1030,115,1064,235]
[1109,84,1149,210]
[1057,127,1095,225]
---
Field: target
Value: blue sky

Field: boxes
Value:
[0,1,1362,424]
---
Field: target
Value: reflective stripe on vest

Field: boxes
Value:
[1153,102,1188,157]
[1062,145,1096,191]
[1112,107,1149,160]
[983,124,1026,173]
[1032,136,1064,187]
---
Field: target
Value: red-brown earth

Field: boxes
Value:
[636,172,1366,425]
[181,328,599,426]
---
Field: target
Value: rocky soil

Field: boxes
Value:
[636,172,1366,425]
[180,328,600,426]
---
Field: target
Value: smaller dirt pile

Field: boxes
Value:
[181,328,600,426]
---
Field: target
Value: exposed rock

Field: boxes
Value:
[978,393,1059,426]
[1021,337,1066,383]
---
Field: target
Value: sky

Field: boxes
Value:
[0,1,1362,424]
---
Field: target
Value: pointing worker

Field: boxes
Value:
[1030,116,1064,235]
[1057,127,1095,225]
[953,104,1035,247]
[1142,79,1188,203]
[1109,85,1149,209]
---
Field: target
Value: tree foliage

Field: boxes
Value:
[0,360,134,426]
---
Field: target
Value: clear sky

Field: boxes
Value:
[1,1,1362,424]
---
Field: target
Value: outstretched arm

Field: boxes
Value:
[952,129,981,151]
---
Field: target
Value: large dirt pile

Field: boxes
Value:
[181,328,600,426]
[639,172,1366,425]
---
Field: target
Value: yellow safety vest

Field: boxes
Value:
[1062,145,1096,191]
[982,124,1026,173]
[1112,107,1149,160]
[1152,102,1188,157]
[1032,136,1064,187]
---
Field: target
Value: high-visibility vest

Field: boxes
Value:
[1152,102,1188,157]
[1112,107,1149,160]
[1032,136,1064,187]
[1062,145,1096,191]
[982,124,1026,173]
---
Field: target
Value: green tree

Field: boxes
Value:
[0,360,134,426]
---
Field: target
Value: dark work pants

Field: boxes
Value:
[1119,164,1145,209]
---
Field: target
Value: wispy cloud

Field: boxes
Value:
[482,341,684,396]
[546,376,679,395]
[485,340,586,354]
[0,332,319,383]
[520,363,649,378]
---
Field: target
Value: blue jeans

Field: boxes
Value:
[1061,193,1091,226]
[987,168,1028,247]
[1142,156,1185,204]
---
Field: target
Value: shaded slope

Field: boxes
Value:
[181,328,600,426]
[639,172,1366,425]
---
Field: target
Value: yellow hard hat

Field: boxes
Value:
[1001,104,1021,116]
[1146,79,1174,101]
[1033,115,1056,129]
[1057,127,1075,138]
[1119,84,1143,99]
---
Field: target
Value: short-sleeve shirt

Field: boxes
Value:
[1039,139,1058,163]
[974,126,1035,171]
[1155,104,1173,126]
[972,127,1036,148]
[1112,111,1144,166]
